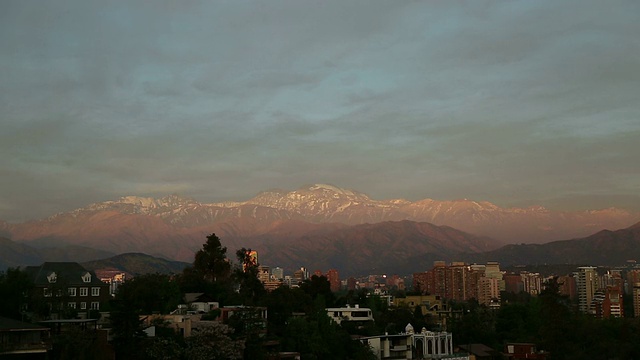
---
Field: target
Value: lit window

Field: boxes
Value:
[68,288,77,296]
[91,287,100,296]
[91,302,100,310]
[80,288,88,297]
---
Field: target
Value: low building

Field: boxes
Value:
[395,294,449,330]
[360,324,465,360]
[0,316,51,358]
[183,293,219,314]
[326,305,374,325]
[360,333,413,360]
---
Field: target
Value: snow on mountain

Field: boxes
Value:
[7,184,640,247]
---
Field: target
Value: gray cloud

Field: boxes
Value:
[1,0,639,222]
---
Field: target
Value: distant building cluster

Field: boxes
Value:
[413,261,504,309]
[251,250,408,295]
[412,260,640,319]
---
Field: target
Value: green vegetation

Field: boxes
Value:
[449,278,640,359]
[107,233,376,360]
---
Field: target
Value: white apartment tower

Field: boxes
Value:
[576,266,599,314]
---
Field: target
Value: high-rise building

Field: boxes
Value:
[485,262,505,293]
[326,269,340,293]
[576,266,599,314]
[591,286,624,318]
[558,275,577,302]
[601,270,623,291]
[504,273,524,294]
[633,282,640,317]
[625,269,640,294]
[271,267,284,281]
[293,267,308,285]
[257,265,270,283]
[347,277,357,291]
[521,272,542,295]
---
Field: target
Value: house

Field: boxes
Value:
[360,324,467,360]
[24,262,111,319]
[359,333,413,359]
[0,316,51,358]
[183,293,219,314]
[326,304,374,325]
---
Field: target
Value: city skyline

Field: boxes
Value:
[2,0,639,222]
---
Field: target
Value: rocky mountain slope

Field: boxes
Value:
[2,184,638,270]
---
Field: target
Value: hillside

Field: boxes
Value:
[5,185,637,250]
[81,253,190,275]
[463,221,640,267]
[0,237,114,271]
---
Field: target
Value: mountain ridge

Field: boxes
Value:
[2,184,638,272]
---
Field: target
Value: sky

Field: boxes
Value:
[1,0,639,223]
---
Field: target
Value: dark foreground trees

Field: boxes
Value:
[108,233,375,360]
[450,278,640,360]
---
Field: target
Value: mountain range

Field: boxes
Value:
[1,184,639,275]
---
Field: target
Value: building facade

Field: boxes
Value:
[575,267,598,314]
[25,262,111,319]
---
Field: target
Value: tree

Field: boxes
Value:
[0,267,33,320]
[282,309,376,360]
[115,273,181,314]
[299,275,336,309]
[109,298,147,360]
[183,322,244,360]
[264,286,311,337]
[233,247,266,306]
[193,233,231,283]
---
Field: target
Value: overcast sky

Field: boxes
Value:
[1,0,639,222]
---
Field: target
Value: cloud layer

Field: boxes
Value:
[1,0,639,222]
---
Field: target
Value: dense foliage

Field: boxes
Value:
[107,234,376,360]
[450,279,640,360]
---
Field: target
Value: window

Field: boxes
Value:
[82,272,92,283]
[44,288,52,297]
[47,272,57,283]
[68,287,76,296]
[68,302,76,309]
[80,287,88,297]
[91,287,100,296]
[80,302,87,310]
[91,302,100,310]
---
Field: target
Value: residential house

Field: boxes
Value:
[24,262,110,319]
